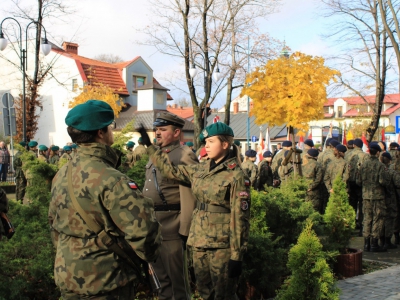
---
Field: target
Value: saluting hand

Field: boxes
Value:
[137,124,152,147]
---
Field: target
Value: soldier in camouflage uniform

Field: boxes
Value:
[324,144,349,194]
[271,140,292,180]
[389,142,399,166]
[241,149,258,188]
[28,141,38,157]
[344,140,354,162]
[125,141,135,168]
[278,150,294,180]
[300,139,314,165]
[139,122,250,300]
[391,147,400,244]
[49,100,161,299]
[58,146,74,168]
[49,146,60,165]
[132,137,147,162]
[256,150,273,191]
[0,188,8,240]
[356,142,388,252]
[304,149,322,211]
[38,145,49,163]
[380,152,398,249]
[14,142,27,202]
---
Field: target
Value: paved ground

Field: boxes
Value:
[338,235,400,299]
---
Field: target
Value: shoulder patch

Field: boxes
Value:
[128,182,138,189]
[228,162,237,169]
[244,179,250,186]
[241,200,249,211]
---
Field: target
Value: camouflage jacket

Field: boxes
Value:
[38,154,48,163]
[347,148,368,182]
[49,155,59,165]
[317,148,335,173]
[133,145,147,162]
[14,150,25,178]
[389,149,397,166]
[271,149,285,179]
[324,157,349,191]
[147,145,250,261]
[241,160,258,187]
[356,155,389,200]
[302,157,322,189]
[49,143,161,296]
[0,188,8,237]
[344,148,353,162]
[125,151,134,167]
[256,160,273,190]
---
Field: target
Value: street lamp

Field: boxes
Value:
[189,53,222,128]
[0,17,51,143]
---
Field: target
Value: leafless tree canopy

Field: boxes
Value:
[94,53,125,64]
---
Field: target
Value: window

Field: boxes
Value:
[72,79,78,92]
[132,76,146,91]
[323,106,330,114]
[156,92,164,104]
[337,106,343,117]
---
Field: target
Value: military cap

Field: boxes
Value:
[304,139,314,147]
[245,149,257,158]
[263,150,272,158]
[382,152,392,160]
[353,138,363,148]
[51,146,60,151]
[65,100,114,131]
[282,140,292,147]
[307,149,319,157]
[199,122,234,143]
[126,141,135,148]
[28,141,38,147]
[186,141,194,147]
[390,142,399,148]
[369,142,381,152]
[138,137,143,143]
[153,138,157,143]
[153,111,185,128]
[38,145,48,151]
[63,145,72,151]
[336,144,347,153]
[234,140,241,147]
[348,140,354,146]
[330,140,340,147]
[71,143,77,149]
[19,141,26,147]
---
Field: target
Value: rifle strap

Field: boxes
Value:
[67,161,141,274]
[152,167,168,206]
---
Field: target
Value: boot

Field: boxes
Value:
[384,237,397,250]
[379,236,385,248]
[359,225,363,237]
[370,238,387,252]
[364,238,370,252]
[394,232,399,245]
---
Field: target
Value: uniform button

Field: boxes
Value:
[146,189,148,191]
[149,179,151,181]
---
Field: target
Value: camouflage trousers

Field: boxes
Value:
[306,190,320,212]
[395,189,400,233]
[384,195,398,238]
[363,199,386,239]
[348,182,363,225]
[15,176,27,201]
[60,282,136,300]
[193,248,239,300]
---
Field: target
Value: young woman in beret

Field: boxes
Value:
[139,122,250,300]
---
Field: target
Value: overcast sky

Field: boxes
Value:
[1,0,333,108]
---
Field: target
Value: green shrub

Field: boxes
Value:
[125,154,149,190]
[276,219,339,300]
[323,175,356,254]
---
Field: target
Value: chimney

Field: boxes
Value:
[62,42,79,55]
[233,102,239,114]
[173,104,178,109]
[167,104,171,108]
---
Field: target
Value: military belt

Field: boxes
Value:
[196,202,231,213]
[154,204,181,211]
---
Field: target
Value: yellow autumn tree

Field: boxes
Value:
[70,83,123,117]
[241,52,339,131]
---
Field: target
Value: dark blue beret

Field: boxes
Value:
[263,150,272,157]
[282,140,292,147]
[369,142,381,151]
[326,138,332,146]
[330,140,340,147]
[382,152,392,160]
[307,149,319,157]
[390,142,399,148]
[336,144,347,153]
[65,100,114,131]
[354,138,363,148]
[348,140,354,146]
[245,149,257,158]
[304,139,314,147]
[200,122,234,143]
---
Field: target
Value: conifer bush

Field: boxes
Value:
[276,219,339,300]
[323,175,356,254]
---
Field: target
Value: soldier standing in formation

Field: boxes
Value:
[241,149,258,188]
[324,144,349,194]
[49,100,161,299]
[304,149,322,211]
[14,142,27,202]
[139,122,250,300]
[344,140,354,161]
[357,142,388,252]
[301,139,314,165]
[186,141,196,153]
[388,142,399,166]
[133,137,147,162]
[49,146,60,165]
[317,139,336,213]
[256,150,273,191]
[28,141,38,157]
[125,141,135,168]
[390,147,400,244]
[142,112,198,300]
[38,145,49,163]
[271,140,292,181]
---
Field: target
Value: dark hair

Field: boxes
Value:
[369,148,378,155]
[67,126,108,143]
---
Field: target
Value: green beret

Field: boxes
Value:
[153,138,157,143]
[63,146,72,151]
[138,137,143,143]
[234,140,241,147]
[71,143,77,149]
[126,141,135,148]
[51,146,59,151]
[65,100,114,131]
[186,141,194,147]
[199,123,234,143]
[38,145,48,151]
[19,141,26,147]
[28,141,38,147]
[153,111,185,128]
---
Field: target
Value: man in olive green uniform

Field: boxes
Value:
[125,141,135,168]
[241,149,258,188]
[271,140,292,180]
[48,100,161,299]
[357,142,388,252]
[344,140,354,162]
[133,137,147,162]
[143,112,198,300]
[256,150,273,191]
[14,142,27,202]
[304,149,322,211]
[324,144,349,193]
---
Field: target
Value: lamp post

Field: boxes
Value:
[189,53,222,128]
[0,17,51,143]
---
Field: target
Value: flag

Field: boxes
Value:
[264,127,273,153]
[213,115,220,123]
[256,129,265,164]
[298,135,304,150]
[308,130,312,140]
[342,127,347,146]
[323,123,333,151]
[347,130,354,141]
[381,127,385,141]
[361,132,369,153]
